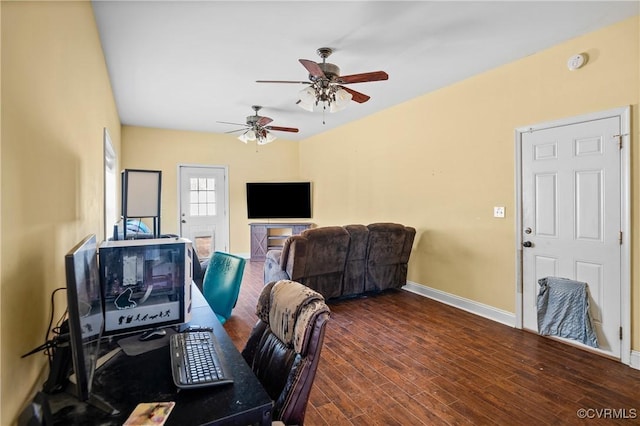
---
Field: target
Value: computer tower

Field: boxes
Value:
[98,237,193,336]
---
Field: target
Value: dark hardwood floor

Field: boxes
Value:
[223,260,640,425]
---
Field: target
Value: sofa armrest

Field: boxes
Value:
[264,249,290,284]
[266,248,282,264]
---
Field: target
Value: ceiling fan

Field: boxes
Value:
[217,105,299,145]
[257,47,389,114]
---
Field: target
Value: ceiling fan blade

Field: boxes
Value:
[217,121,247,126]
[339,86,370,103]
[299,59,325,78]
[338,71,389,84]
[224,128,248,134]
[256,80,311,84]
[257,116,273,126]
[265,125,299,133]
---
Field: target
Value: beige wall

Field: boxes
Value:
[0,2,638,424]
[299,17,639,345]
[1,2,121,424]
[121,126,300,253]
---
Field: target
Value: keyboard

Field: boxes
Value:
[169,330,233,389]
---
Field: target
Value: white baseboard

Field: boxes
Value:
[630,350,640,370]
[402,281,516,328]
[403,281,640,371]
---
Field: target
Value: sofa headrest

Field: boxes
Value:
[301,226,349,240]
[257,280,329,353]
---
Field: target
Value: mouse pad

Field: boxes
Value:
[118,329,176,356]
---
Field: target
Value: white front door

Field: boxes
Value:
[520,113,624,359]
[178,165,229,260]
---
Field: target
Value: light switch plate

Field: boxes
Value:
[494,206,505,218]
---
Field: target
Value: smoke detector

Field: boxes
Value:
[567,53,587,71]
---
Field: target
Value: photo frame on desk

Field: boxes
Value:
[122,169,162,238]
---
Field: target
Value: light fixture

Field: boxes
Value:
[238,128,276,145]
[257,131,276,145]
[238,132,250,143]
[220,106,297,146]
[295,47,354,115]
[296,81,353,113]
[297,87,316,112]
[330,88,352,112]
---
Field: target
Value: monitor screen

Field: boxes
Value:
[64,234,104,402]
[246,182,312,219]
[98,238,193,336]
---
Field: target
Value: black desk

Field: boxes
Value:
[51,286,272,425]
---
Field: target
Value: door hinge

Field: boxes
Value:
[619,231,623,245]
[613,133,628,149]
[619,327,623,340]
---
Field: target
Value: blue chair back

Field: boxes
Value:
[202,252,246,324]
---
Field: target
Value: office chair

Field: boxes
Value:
[201,251,246,324]
[241,280,330,426]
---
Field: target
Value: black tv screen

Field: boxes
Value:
[246,182,312,219]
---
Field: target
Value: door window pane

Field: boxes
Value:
[189,177,217,217]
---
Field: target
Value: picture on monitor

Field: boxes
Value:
[64,234,104,403]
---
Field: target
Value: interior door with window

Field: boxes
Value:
[520,114,623,359]
[179,165,229,260]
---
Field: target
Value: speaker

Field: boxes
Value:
[121,169,162,218]
[121,169,162,238]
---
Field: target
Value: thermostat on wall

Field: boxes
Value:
[567,53,587,71]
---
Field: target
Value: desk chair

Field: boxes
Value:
[242,280,330,426]
[201,251,246,324]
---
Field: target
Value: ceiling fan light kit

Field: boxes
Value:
[238,128,276,145]
[296,84,353,113]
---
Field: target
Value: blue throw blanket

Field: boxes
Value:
[537,277,599,348]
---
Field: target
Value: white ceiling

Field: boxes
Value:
[92,1,638,142]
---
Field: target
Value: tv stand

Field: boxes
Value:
[249,222,312,261]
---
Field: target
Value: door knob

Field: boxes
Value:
[181,220,186,224]
[523,241,533,248]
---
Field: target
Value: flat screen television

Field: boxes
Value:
[98,237,193,336]
[64,234,116,414]
[246,182,312,219]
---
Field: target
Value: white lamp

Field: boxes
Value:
[257,131,276,145]
[297,86,316,112]
[330,88,353,113]
[238,129,258,143]
[238,132,250,143]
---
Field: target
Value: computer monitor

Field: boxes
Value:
[98,237,193,336]
[64,234,116,414]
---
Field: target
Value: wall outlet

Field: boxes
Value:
[494,206,505,218]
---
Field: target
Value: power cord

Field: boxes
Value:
[21,287,67,362]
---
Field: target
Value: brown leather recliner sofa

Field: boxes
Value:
[263,223,416,300]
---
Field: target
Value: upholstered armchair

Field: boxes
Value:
[342,224,369,297]
[364,223,416,292]
[242,280,330,425]
[264,226,350,299]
